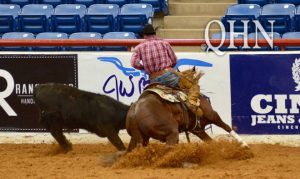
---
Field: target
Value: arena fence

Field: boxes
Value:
[0,39,300,50]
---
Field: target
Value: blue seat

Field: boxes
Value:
[259,4,296,34]
[282,32,300,50]
[19,4,53,34]
[35,32,68,51]
[136,0,169,14]
[247,32,281,51]
[6,0,34,7]
[222,4,261,33]
[238,0,272,6]
[0,4,21,35]
[1,32,34,51]
[106,0,130,7]
[209,32,244,51]
[36,0,69,7]
[294,5,300,30]
[85,4,119,34]
[102,32,136,51]
[72,0,98,7]
[275,0,300,5]
[51,4,86,34]
[69,32,102,51]
[118,4,154,34]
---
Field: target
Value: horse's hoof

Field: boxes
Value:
[241,142,250,149]
[182,162,198,168]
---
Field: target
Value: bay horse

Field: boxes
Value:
[126,69,248,152]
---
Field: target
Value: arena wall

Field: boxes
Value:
[0,51,299,146]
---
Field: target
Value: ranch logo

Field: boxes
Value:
[292,58,300,91]
[0,69,17,116]
[0,54,78,132]
[98,57,213,101]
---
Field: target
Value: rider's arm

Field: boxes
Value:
[131,47,144,70]
[165,42,177,67]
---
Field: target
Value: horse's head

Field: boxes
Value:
[177,67,204,89]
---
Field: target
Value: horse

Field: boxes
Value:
[126,68,248,152]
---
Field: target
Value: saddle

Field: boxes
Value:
[143,83,188,103]
[142,83,203,117]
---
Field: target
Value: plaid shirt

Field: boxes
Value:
[131,36,177,74]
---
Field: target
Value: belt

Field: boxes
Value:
[149,67,174,80]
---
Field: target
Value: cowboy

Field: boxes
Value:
[130,24,179,88]
[130,24,203,117]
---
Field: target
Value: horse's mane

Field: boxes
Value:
[176,68,204,90]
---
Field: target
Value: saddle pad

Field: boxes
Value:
[145,87,187,103]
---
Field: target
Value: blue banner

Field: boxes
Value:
[230,54,300,134]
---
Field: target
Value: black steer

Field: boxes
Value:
[34,83,129,152]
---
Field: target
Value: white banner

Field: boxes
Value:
[78,52,231,135]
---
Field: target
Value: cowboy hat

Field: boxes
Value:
[141,24,156,36]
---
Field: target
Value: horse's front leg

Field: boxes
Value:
[200,98,249,148]
[207,111,249,148]
[191,130,213,142]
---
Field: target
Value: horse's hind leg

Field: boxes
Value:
[166,129,179,145]
[127,131,144,152]
[127,120,144,152]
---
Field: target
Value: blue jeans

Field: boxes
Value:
[151,71,180,88]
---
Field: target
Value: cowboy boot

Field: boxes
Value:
[185,101,204,117]
[187,85,200,106]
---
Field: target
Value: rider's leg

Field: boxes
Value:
[151,71,180,88]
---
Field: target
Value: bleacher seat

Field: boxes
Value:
[36,0,69,7]
[247,32,281,51]
[35,32,68,51]
[275,0,300,6]
[282,32,300,50]
[106,0,130,7]
[295,5,300,30]
[19,4,53,34]
[51,4,86,34]
[1,32,34,51]
[69,32,102,51]
[85,4,119,34]
[73,0,98,7]
[6,0,34,7]
[210,32,244,51]
[259,4,296,34]
[136,0,168,14]
[238,0,272,6]
[118,4,154,34]
[102,31,136,51]
[222,4,261,33]
[0,4,21,35]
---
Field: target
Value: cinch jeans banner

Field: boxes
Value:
[230,54,300,134]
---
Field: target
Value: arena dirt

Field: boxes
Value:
[0,141,299,178]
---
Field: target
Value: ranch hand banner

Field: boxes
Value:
[230,54,300,134]
[0,54,78,132]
